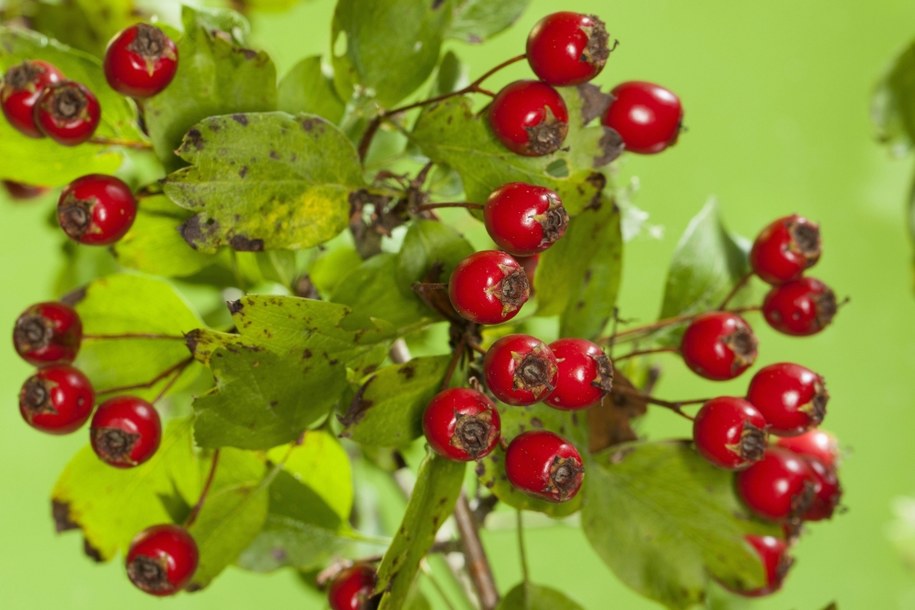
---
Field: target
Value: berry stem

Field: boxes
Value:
[95,356,194,397]
[134,183,164,199]
[601,312,700,343]
[454,494,500,610]
[613,384,695,421]
[516,509,530,585]
[87,136,153,150]
[152,358,193,403]
[440,340,467,390]
[717,271,754,310]
[613,345,677,362]
[415,202,484,212]
[83,332,185,341]
[184,449,221,528]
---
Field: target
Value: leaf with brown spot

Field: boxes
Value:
[587,372,648,453]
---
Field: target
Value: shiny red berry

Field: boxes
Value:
[602,81,683,154]
[57,174,137,245]
[762,277,837,336]
[544,338,613,410]
[735,448,815,522]
[33,80,100,145]
[680,312,758,381]
[13,301,82,366]
[802,458,842,521]
[126,524,198,596]
[422,388,501,461]
[328,564,377,610]
[750,215,821,285]
[505,430,583,503]
[489,80,569,156]
[776,429,839,467]
[484,334,558,405]
[90,396,162,468]
[746,363,827,436]
[692,397,767,470]
[3,180,48,200]
[484,182,569,256]
[526,12,610,86]
[448,250,530,324]
[19,365,94,434]
[731,535,793,597]
[105,24,179,98]
[1,60,62,138]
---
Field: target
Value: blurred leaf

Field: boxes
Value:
[582,441,780,609]
[189,5,253,41]
[31,0,136,56]
[242,0,303,11]
[430,49,467,97]
[254,250,299,286]
[144,6,276,166]
[395,219,474,293]
[497,582,585,610]
[873,39,915,155]
[52,419,200,561]
[340,355,451,445]
[331,0,452,106]
[376,452,464,610]
[269,431,353,519]
[278,55,345,123]
[447,0,529,44]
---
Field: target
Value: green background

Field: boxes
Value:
[3,0,915,608]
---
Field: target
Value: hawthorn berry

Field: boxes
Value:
[750,215,821,285]
[90,396,162,468]
[776,429,840,467]
[735,448,815,522]
[105,24,179,98]
[746,363,827,436]
[803,458,842,521]
[489,80,569,156]
[730,535,793,597]
[448,250,530,324]
[602,81,683,154]
[423,388,500,461]
[483,334,558,405]
[33,80,100,146]
[544,338,613,410]
[762,277,837,336]
[19,365,94,434]
[57,174,137,245]
[328,564,377,610]
[526,12,610,86]
[692,397,767,470]
[505,430,584,503]
[1,60,62,138]
[126,524,198,596]
[679,312,758,381]
[2,180,48,200]
[13,301,82,366]
[484,182,569,256]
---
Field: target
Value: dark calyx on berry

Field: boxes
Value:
[789,218,821,261]
[538,197,569,245]
[14,314,52,353]
[515,350,556,395]
[92,427,140,464]
[453,410,496,459]
[591,350,614,392]
[48,85,88,123]
[583,15,611,65]
[21,376,52,415]
[494,267,530,311]
[526,109,567,156]
[548,455,584,501]
[7,61,44,90]
[130,23,170,58]
[727,325,758,368]
[128,555,170,593]
[738,422,767,462]
[57,196,92,239]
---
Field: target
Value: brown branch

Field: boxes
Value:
[717,271,754,310]
[184,450,221,527]
[613,385,697,421]
[95,356,194,397]
[612,346,677,362]
[454,495,499,610]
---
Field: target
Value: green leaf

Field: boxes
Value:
[447,0,530,44]
[430,50,467,97]
[376,452,465,610]
[164,112,363,253]
[30,0,136,56]
[144,6,277,165]
[873,39,915,155]
[497,582,585,610]
[278,55,346,123]
[331,0,453,106]
[535,196,622,339]
[341,355,452,445]
[52,419,200,561]
[582,441,781,610]
[396,219,474,293]
[72,274,202,401]
[269,431,353,520]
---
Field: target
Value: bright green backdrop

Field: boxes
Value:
[3,0,915,608]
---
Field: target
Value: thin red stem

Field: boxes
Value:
[440,340,467,390]
[717,271,754,310]
[184,450,221,528]
[96,357,194,397]
[614,385,695,421]
[613,346,677,362]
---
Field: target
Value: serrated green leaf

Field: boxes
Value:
[144,6,276,166]
[376,452,465,610]
[52,419,200,561]
[447,0,529,44]
[497,582,585,610]
[535,196,622,339]
[164,112,362,253]
[341,355,451,445]
[331,0,453,106]
[873,39,915,155]
[278,55,345,123]
[30,0,136,56]
[582,441,780,610]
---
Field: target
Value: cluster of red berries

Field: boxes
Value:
[487,11,683,157]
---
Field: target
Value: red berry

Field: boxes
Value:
[776,429,839,467]
[13,301,82,366]
[19,365,94,434]
[735,448,816,522]
[750,215,821,285]
[1,60,62,138]
[679,312,758,381]
[104,24,179,98]
[57,174,137,245]
[448,250,530,324]
[489,80,569,156]
[422,388,500,461]
[731,535,793,597]
[526,12,610,86]
[692,397,767,470]
[484,182,569,256]
[544,338,613,410]
[746,363,827,436]
[483,334,558,405]
[3,180,48,200]
[33,80,100,145]
[328,564,376,610]
[126,524,198,596]
[762,277,837,336]
[90,396,162,468]
[602,81,683,154]
[505,430,583,502]
[802,458,842,521]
